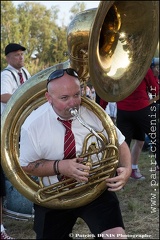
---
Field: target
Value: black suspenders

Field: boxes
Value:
[2,68,29,86]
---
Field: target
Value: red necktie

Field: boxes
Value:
[18,72,24,84]
[57,118,76,183]
[58,118,76,159]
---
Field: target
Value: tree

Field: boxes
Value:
[69,2,86,21]
[1,1,68,74]
[15,2,68,73]
[1,1,20,70]
[1,1,89,75]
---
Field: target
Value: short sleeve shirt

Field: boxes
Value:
[19,102,125,186]
[1,64,31,114]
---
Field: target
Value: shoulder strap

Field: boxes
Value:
[3,68,18,85]
[2,68,29,84]
[22,68,29,80]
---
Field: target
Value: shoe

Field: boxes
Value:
[130,169,145,180]
[0,231,14,239]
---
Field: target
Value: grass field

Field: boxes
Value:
[3,147,159,239]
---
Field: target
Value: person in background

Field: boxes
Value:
[130,60,160,178]
[81,84,96,100]
[142,134,151,152]
[0,165,14,239]
[96,59,159,179]
[90,86,96,101]
[86,85,92,99]
[1,43,31,239]
[105,102,117,124]
[95,93,108,110]
[19,68,131,239]
[96,97,146,180]
[116,60,159,179]
[1,43,31,114]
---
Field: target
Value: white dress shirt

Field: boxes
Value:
[1,64,31,114]
[19,102,125,186]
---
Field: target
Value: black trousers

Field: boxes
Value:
[33,190,125,239]
[0,164,6,197]
[117,104,159,167]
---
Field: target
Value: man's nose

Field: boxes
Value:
[20,55,24,59]
[69,98,77,107]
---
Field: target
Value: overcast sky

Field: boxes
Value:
[12,1,100,26]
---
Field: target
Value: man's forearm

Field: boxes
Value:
[1,93,12,103]
[118,141,131,170]
[22,159,56,177]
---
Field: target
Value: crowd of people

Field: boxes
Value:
[1,41,159,239]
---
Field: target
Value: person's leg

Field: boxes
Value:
[136,105,159,168]
[0,165,14,239]
[76,190,126,239]
[142,134,151,151]
[101,227,126,239]
[0,165,5,228]
[131,140,144,166]
[130,127,145,179]
[0,197,3,231]
[130,140,145,180]
[33,204,77,239]
[116,109,133,147]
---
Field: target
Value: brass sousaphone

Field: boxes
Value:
[1,1,159,209]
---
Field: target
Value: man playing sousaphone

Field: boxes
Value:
[19,68,131,239]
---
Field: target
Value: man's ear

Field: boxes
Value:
[45,92,52,103]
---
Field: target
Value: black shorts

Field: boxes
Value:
[117,105,159,166]
[0,165,6,197]
[34,190,125,239]
[132,127,145,141]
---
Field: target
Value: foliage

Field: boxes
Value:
[69,2,86,21]
[1,1,87,75]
